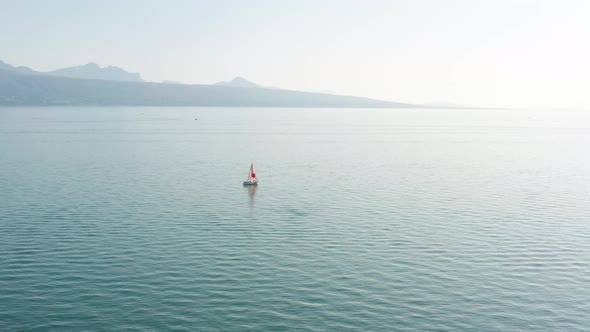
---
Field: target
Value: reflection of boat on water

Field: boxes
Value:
[244,174,257,209]
[246,183,257,200]
[243,163,258,186]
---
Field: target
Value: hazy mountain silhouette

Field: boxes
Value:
[0,59,422,107]
[46,62,143,82]
[0,60,39,75]
[214,77,260,88]
[0,68,419,107]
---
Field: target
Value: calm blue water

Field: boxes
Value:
[1,107,589,331]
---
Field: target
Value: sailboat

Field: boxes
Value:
[243,163,258,186]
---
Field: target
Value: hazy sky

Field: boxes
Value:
[1,0,589,108]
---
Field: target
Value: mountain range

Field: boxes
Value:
[0,60,143,82]
[0,60,419,108]
[46,62,143,82]
[0,60,38,75]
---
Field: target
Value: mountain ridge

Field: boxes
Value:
[213,77,260,88]
[46,62,143,82]
[0,59,424,107]
[0,68,418,107]
[0,60,38,75]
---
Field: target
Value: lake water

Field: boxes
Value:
[1,107,589,331]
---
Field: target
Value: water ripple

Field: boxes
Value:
[1,107,590,331]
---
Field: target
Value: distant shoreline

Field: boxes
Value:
[0,61,502,109]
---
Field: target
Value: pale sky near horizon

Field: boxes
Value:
[1,0,589,108]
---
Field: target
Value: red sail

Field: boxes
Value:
[250,164,256,179]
